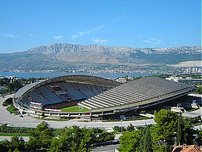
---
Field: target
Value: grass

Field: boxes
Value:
[6,104,18,114]
[60,105,89,112]
[0,132,30,136]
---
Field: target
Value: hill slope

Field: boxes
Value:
[0,43,201,70]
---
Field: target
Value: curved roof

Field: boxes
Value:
[79,77,195,112]
[14,75,120,98]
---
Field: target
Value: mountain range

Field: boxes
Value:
[0,43,201,71]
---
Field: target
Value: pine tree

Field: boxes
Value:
[139,126,153,152]
[177,113,183,145]
[144,126,153,152]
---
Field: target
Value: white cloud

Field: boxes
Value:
[71,26,104,39]
[53,35,64,40]
[1,34,19,39]
[143,37,162,45]
[92,38,109,44]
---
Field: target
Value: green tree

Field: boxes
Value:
[8,80,22,92]
[139,126,153,152]
[0,141,9,152]
[182,118,194,144]
[97,131,114,142]
[127,123,135,131]
[49,126,89,152]
[119,130,141,152]
[195,86,202,94]
[195,129,202,146]
[151,109,195,151]
[12,136,25,151]
[113,126,126,133]
[49,138,59,152]
[28,121,53,150]
[0,140,9,152]
[177,113,183,145]
[151,110,178,151]
[50,126,114,152]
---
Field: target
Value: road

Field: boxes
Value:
[0,95,155,129]
[0,136,29,142]
[182,93,202,118]
[0,95,42,128]
[182,107,202,118]
[194,125,202,130]
[91,144,119,152]
[1,94,201,129]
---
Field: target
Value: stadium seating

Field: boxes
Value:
[79,77,195,110]
[14,76,194,114]
[16,81,111,109]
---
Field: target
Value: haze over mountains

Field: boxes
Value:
[0,43,201,71]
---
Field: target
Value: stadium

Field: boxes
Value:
[13,75,195,119]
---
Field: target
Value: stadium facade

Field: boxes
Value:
[13,75,195,119]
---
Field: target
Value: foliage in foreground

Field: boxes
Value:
[0,124,32,134]
[119,109,202,152]
[0,109,201,152]
[0,121,115,152]
[119,129,141,152]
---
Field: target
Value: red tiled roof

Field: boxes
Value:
[172,145,202,152]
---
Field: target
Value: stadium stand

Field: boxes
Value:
[13,75,194,118]
[78,77,195,112]
[13,75,118,111]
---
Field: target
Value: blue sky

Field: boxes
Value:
[0,0,201,52]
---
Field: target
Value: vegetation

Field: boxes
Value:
[0,77,45,96]
[113,126,126,133]
[0,132,29,136]
[27,121,54,150]
[176,74,202,79]
[119,130,141,152]
[195,129,202,146]
[49,126,114,152]
[2,98,12,106]
[113,123,136,133]
[0,122,115,152]
[119,109,201,152]
[61,105,89,112]
[139,125,153,152]
[0,79,22,95]
[6,104,18,114]
[152,109,178,149]
[0,124,32,134]
[176,113,183,145]
[0,110,201,152]
[194,86,202,94]
[0,136,25,152]
[126,123,136,132]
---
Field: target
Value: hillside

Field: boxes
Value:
[0,43,201,70]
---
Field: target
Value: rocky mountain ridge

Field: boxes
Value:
[0,43,201,70]
[27,43,201,54]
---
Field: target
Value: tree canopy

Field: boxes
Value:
[119,109,199,152]
[119,130,141,152]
